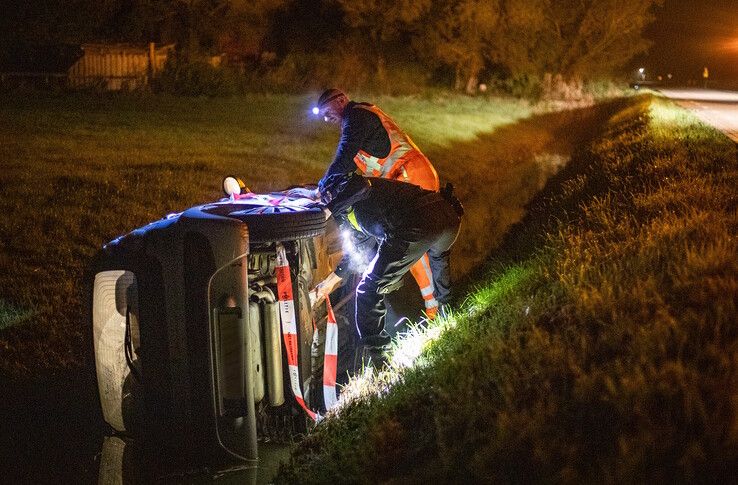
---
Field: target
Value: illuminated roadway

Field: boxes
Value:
[658,88,738,143]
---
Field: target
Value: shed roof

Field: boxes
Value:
[80,43,175,55]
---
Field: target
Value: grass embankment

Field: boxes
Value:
[277,95,738,482]
[0,92,606,379]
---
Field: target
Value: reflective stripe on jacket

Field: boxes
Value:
[352,104,429,178]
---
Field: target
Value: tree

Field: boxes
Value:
[215,0,287,60]
[489,0,548,75]
[557,0,661,77]
[334,0,431,82]
[120,0,285,57]
[414,0,501,93]
[412,0,662,93]
[496,0,663,79]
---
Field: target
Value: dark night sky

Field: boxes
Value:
[642,0,738,81]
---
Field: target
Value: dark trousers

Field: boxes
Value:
[355,200,460,339]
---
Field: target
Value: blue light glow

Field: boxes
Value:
[341,229,372,273]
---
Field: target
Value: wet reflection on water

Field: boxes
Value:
[96,435,291,484]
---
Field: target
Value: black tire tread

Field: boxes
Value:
[218,207,327,242]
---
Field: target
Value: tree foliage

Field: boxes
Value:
[414,0,501,92]
[333,0,431,80]
[337,0,430,44]
[412,0,661,92]
[1,0,662,93]
[146,0,287,57]
[527,0,661,77]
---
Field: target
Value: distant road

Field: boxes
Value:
[658,88,738,143]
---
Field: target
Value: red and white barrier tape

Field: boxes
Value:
[275,244,338,421]
[323,298,338,410]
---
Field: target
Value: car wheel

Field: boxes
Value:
[201,202,327,243]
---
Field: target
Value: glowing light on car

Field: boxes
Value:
[341,230,371,273]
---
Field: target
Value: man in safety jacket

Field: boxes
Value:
[313,172,462,356]
[293,88,445,319]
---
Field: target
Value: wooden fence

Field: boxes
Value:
[66,43,173,90]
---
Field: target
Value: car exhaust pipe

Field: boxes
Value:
[252,289,285,407]
[249,301,265,403]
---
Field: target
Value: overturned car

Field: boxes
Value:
[89,180,357,476]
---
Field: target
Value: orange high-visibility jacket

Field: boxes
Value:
[351,105,441,317]
[352,105,438,189]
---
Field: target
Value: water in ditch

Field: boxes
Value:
[96,436,292,484]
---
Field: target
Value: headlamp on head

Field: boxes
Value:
[315,88,347,123]
[317,88,346,109]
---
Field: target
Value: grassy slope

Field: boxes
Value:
[0,92,611,379]
[276,95,738,483]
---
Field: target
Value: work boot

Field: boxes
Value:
[424,305,439,321]
[437,303,452,320]
[355,331,391,371]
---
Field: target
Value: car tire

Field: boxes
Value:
[202,204,327,243]
[87,253,142,436]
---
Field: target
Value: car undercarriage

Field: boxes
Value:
[90,185,357,477]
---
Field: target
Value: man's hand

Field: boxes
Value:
[309,272,344,308]
[286,187,320,200]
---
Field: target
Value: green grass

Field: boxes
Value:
[0,299,35,331]
[275,95,738,483]
[0,91,610,379]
